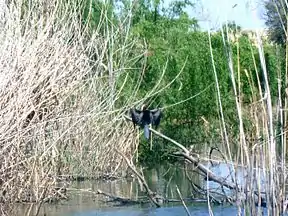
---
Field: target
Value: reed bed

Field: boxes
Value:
[205,11,288,215]
[0,0,149,207]
[1,0,288,216]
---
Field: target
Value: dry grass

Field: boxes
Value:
[0,0,148,206]
[2,0,287,215]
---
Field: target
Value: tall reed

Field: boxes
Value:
[206,4,287,214]
[0,0,162,206]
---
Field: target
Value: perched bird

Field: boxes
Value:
[130,104,162,139]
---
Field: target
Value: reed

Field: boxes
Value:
[0,0,168,208]
[205,5,287,214]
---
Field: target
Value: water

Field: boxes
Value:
[12,163,269,216]
[66,204,239,216]
[16,199,240,216]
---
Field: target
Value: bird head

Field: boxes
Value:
[141,104,148,111]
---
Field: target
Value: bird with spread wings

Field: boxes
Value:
[130,104,162,139]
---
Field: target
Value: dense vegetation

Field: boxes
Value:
[106,0,284,164]
[1,0,288,214]
[264,0,287,45]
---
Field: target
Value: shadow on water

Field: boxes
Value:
[12,164,270,216]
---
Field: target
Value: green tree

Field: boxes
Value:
[264,0,287,45]
[81,0,283,165]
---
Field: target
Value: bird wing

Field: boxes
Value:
[130,108,142,127]
[150,109,162,128]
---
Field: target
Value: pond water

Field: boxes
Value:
[12,163,270,216]
[62,204,239,216]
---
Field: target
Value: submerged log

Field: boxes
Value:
[96,189,143,205]
[95,188,214,206]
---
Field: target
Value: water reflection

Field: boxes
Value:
[11,163,269,216]
[205,162,267,194]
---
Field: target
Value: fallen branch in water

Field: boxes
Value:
[95,188,210,206]
[124,114,238,190]
[172,151,237,190]
[116,149,163,207]
[123,114,260,209]
[149,127,238,191]
[185,168,227,205]
[123,112,288,212]
[96,189,143,205]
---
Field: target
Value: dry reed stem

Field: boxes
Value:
[0,0,172,206]
[204,4,288,213]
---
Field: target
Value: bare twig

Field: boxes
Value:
[176,185,192,216]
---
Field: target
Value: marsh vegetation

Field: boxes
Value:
[0,0,288,215]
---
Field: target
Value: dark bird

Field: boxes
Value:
[130,104,162,139]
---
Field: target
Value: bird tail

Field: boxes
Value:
[143,124,150,139]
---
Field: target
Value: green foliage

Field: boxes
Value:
[83,0,284,165]
[264,0,287,45]
[127,1,283,164]
[81,0,115,34]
